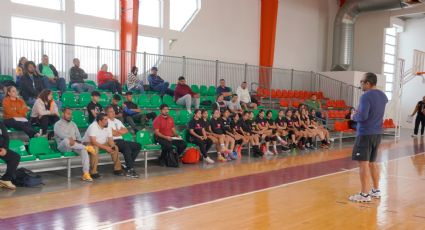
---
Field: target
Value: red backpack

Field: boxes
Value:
[181,148,201,164]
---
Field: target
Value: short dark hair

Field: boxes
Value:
[364,72,378,86]
[178,76,185,81]
[232,94,238,97]
[125,91,133,96]
[105,105,114,112]
[193,109,201,115]
[112,94,121,101]
[91,91,100,97]
[96,113,107,122]
[62,107,71,112]
[159,104,169,110]
[220,79,225,81]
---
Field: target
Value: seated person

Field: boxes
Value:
[216,79,232,101]
[236,82,257,110]
[212,94,229,114]
[38,54,66,93]
[0,121,20,190]
[188,109,214,164]
[110,94,124,122]
[97,64,122,94]
[3,86,38,138]
[87,91,104,123]
[305,94,324,124]
[15,56,27,87]
[123,92,156,133]
[228,94,243,114]
[346,107,357,130]
[19,61,45,105]
[153,104,187,167]
[30,89,60,137]
[82,113,124,178]
[239,111,262,157]
[54,108,94,182]
[148,67,174,96]
[127,66,144,94]
[105,106,141,178]
[174,76,200,113]
[69,58,95,93]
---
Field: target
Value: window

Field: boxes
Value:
[137,36,161,54]
[11,17,64,70]
[382,26,399,101]
[74,0,117,19]
[139,0,161,27]
[170,0,200,31]
[11,0,63,10]
[74,26,117,74]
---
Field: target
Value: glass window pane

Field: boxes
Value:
[170,0,199,31]
[139,0,161,27]
[386,27,396,36]
[385,92,392,100]
[137,36,160,54]
[385,35,396,46]
[75,0,116,19]
[384,64,394,73]
[385,83,393,91]
[384,54,395,64]
[385,44,395,55]
[11,0,62,10]
[75,26,116,49]
[385,74,394,83]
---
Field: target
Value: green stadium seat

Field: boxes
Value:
[138,95,150,108]
[136,130,161,151]
[52,91,60,101]
[170,83,176,91]
[85,80,97,88]
[72,110,89,128]
[272,110,278,120]
[147,95,162,108]
[162,95,181,108]
[99,93,109,107]
[9,140,37,162]
[79,92,92,107]
[207,86,216,96]
[177,129,196,148]
[122,132,134,141]
[176,110,192,125]
[61,92,80,108]
[168,110,177,119]
[200,85,208,96]
[191,85,200,94]
[29,137,62,160]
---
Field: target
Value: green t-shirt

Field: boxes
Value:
[305,99,321,110]
[41,65,55,78]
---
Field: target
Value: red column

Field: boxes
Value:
[120,0,139,84]
[259,0,278,89]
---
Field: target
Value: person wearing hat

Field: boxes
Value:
[147,67,174,96]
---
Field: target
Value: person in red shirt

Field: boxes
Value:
[153,104,187,164]
[174,76,200,113]
[97,64,122,94]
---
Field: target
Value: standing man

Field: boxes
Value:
[216,79,232,101]
[69,58,95,93]
[38,54,67,93]
[410,96,425,137]
[349,72,388,203]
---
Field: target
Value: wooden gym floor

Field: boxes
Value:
[1,130,425,229]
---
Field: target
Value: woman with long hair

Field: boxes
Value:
[30,89,60,137]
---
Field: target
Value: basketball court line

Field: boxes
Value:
[98,152,425,229]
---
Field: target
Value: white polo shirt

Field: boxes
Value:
[83,122,112,144]
[108,118,125,140]
[236,86,251,103]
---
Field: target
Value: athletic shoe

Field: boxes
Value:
[320,144,329,149]
[204,157,215,164]
[369,189,381,199]
[412,134,418,138]
[225,154,232,161]
[290,143,297,149]
[113,170,125,176]
[86,145,96,155]
[81,173,93,182]
[272,149,279,155]
[0,180,16,190]
[329,138,335,142]
[281,146,291,153]
[90,173,103,179]
[231,151,238,160]
[217,154,227,162]
[349,193,371,203]
[266,150,274,155]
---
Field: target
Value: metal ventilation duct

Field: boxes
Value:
[332,0,424,71]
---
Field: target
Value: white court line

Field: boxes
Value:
[98,152,425,229]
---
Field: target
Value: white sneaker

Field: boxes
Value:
[412,134,418,138]
[204,157,215,164]
[266,150,274,156]
[349,193,371,203]
[329,138,335,142]
[369,189,381,199]
[0,180,16,190]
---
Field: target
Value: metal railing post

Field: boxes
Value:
[41,39,45,55]
[310,71,314,91]
[244,63,248,82]
[215,60,219,87]
[96,46,100,71]
[143,52,147,83]
[182,56,186,77]
[290,69,294,90]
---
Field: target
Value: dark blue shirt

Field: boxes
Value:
[216,86,231,100]
[353,89,388,136]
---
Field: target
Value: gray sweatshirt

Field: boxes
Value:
[53,119,82,144]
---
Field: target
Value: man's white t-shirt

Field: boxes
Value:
[236,86,251,103]
[83,122,112,144]
[108,118,125,140]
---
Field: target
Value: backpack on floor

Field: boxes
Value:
[12,168,44,187]
[181,148,201,164]
[159,149,180,168]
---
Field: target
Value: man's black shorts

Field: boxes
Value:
[352,134,382,162]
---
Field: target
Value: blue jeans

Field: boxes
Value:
[128,81,145,94]
[43,77,67,93]
[152,82,174,96]
[71,83,95,93]
[99,80,122,94]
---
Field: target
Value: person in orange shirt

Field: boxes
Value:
[3,86,38,138]
[97,64,122,94]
